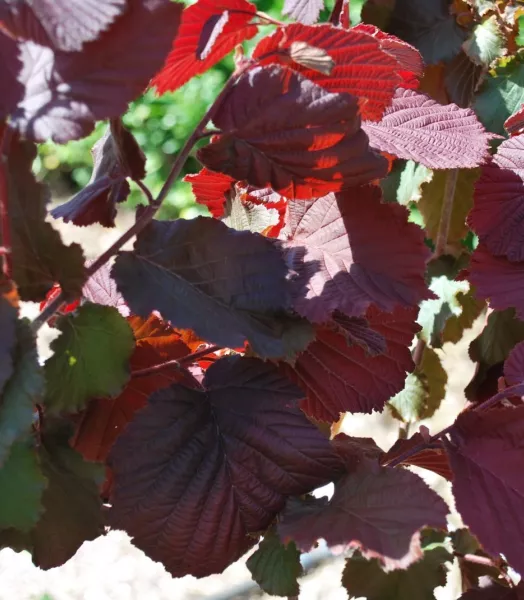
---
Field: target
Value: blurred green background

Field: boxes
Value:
[35,0,365,220]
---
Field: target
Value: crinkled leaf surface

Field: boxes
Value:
[0,440,46,532]
[0,321,44,467]
[281,187,431,323]
[389,346,447,423]
[445,406,524,576]
[44,303,134,414]
[342,546,451,600]
[0,0,127,51]
[253,23,405,121]
[109,356,343,577]
[504,340,524,386]
[184,168,234,218]
[29,421,104,569]
[82,263,129,316]
[197,65,387,199]
[113,217,312,360]
[247,529,303,597]
[474,55,524,136]
[278,462,448,559]
[152,0,257,94]
[283,0,324,24]
[52,122,145,228]
[363,89,492,169]
[8,0,182,142]
[505,104,524,136]
[4,137,85,301]
[283,306,419,422]
[0,298,17,397]
[468,135,524,262]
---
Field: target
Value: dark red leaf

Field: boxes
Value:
[0,32,23,120]
[468,244,524,319]
[8,0,182,142]
[332,313,387,356]
[151,0,258,94]
[112,216,313,360]
[197,65,387,199]
[445,406,524,576]
[505,105,524,137]
[184,168,235,218]
[381,433,453,481]
[504,340,524,387]
[0,0,126,51]
[468,135,524,262]
[109,356,344,577]
[253,23,406,121]
[445,51,483,108]
[278,462,448,561]
[459,583,524,600]
[352,23,423,89]
[0,297,16,398]
[283,306,419,422]
[82,263,129,316]
[363,88,492,169]
[280,187,431,322]
[283,0,325,24]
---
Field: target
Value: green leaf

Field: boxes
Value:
[5,137,85,301]
[44,303,134,414]
[517,15,524,46]
[247,529,303,597]
[0,320,44,466]
[29,421,104,569]
[463,16,505,67]
[442,290,485,344]
[0,440,46,531]
[342,546,452,600]
[381,160,433,206]
[474,53,524,136]
[223,191,279,234]
[469,309,524,366]
[451,528,501,589]
[389,346,447,423]
[418,168,480,250]
[418,277,472,348]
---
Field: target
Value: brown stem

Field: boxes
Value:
[412,338,426,368]
[131,345,221,378]
[455,553,515,587]
[0,128,12,279]
[134,180,154,205]
[329,0,344,25]
[255,11,285,26]
[32,65,247,333]
[434,169,458,257]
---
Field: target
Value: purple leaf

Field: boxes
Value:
[283,0,325,25]
[8,0,182,142]
[82,263,129,317]
[0,0,127,51]
[0,33,23,120]
[363,88,492,169]
[109,356,344,577]
[0,297,17,397]
[468,135,524,262]
[280,187,431,322]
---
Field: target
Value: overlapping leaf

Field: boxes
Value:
[445,51,483,108]
[253,23,410,121]
[0,297,17,397]
[468,135,524,262]
[197,65,388,199]
[82,263,129,316]
[283,306,419,422]
[283,0,324,24]
[4,137,85,301]
[459,583,524,599]
[151,0,258,94]
[504,340,524,387]
[0,0,126,52]
[52,121,145,228]
[278,462,448,560]
[363,89,492,169]
[463,15,504,68]
[6,0,182,142]
[109,356,344,577]
[281,187,431,322]
[445,406,524,575]
[505,104,524,136]
[184,168,234,217]
[381,434,453,480]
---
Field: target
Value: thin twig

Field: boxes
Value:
[412,338,426,368]
[134,180,154,205]
[434,169,459,257]
[255,11,285,26]
[132,345,221,378]
[0,128,13,279]
[32,65,247,333]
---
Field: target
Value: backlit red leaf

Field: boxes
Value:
[281,187,431,322]
[253,23,406,121]
[109,356,343,577]
[283,306,419,422]
[8,0,182,142]
[468,244,524,319]
[445,406,524,576]
[278,462,448,561]
[151,0,258,94]
[184,168,235,218]
[283,0,325,25]
[0,0,126,52]
[504,104,524,137]
[82,263,129,316]
[363,88,492,169]
[197,65,387,199]
[468,135,524,262]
